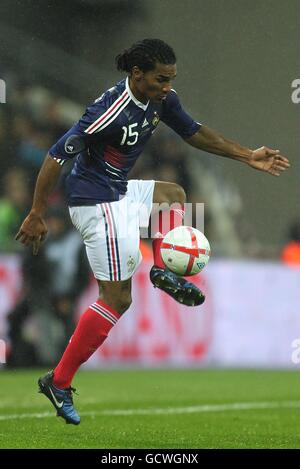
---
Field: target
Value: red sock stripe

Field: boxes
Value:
[90,303,120,325]
[95,299,121,320]
[90,305,116,325]
[53,300,120,389]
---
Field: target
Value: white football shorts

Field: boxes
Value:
[69,179,155,281]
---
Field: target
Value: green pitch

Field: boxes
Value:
[0,369,300,449]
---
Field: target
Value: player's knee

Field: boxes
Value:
[169,183,186,205]
[154,182,186,206]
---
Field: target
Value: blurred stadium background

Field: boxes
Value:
[0,0,300,448]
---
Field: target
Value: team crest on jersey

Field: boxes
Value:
[152,112,160,127]
[127,256,136,274]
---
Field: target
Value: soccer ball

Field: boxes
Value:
[160,226,211,276]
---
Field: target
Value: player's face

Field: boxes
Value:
[131,63,177,103]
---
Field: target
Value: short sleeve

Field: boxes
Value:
[161,90,201,139]
[48,123,88,166]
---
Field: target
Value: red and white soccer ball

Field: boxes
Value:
[160,226,211,276]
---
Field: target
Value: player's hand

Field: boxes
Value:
[15,212,48,255]
[248,146,290,176]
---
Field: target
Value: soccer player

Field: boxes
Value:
[15,39,290,425]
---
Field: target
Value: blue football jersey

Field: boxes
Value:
[49,77,201,206]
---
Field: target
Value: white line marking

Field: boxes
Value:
[99,401,300,416]
[1,401,300,421]
[0,412,54,421]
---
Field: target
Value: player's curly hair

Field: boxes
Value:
[115,39,176,73]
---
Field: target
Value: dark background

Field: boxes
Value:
[0,0,298,248]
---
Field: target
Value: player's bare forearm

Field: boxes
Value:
[15,154,63,254]
[30,153,63,217]
[185,125,290,176]
[185,125,252,163]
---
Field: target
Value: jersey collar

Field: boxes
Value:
[126,77,149,111]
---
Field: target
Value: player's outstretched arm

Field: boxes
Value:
[185,125,290,176]
[15,154,63,255]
